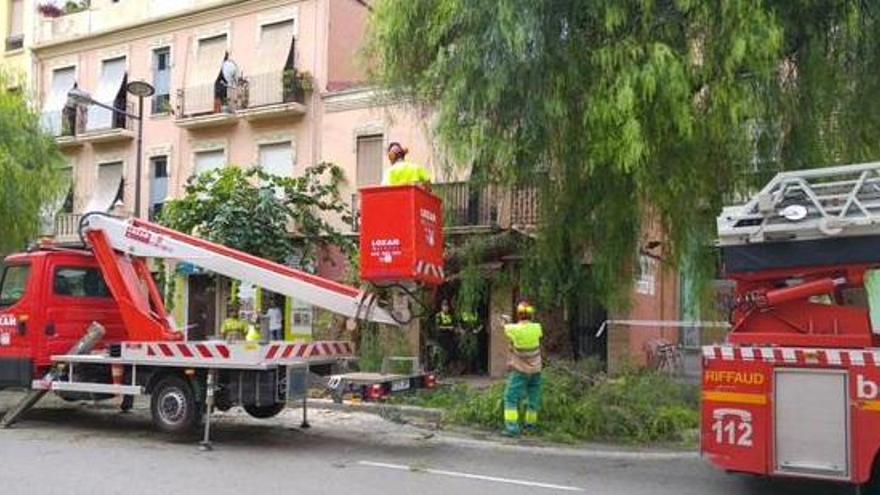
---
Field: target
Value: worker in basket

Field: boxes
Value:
[381,141,432,187]
[502,300,543,437]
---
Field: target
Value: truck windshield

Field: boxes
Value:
[0,264,30,308]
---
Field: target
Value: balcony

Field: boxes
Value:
[46,101,136,146]
[350,182,540,234]
[236,71,308,121]
[174,84,242,130]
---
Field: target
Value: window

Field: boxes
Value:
[152,47,171,114]
[356,135,383,187]
[193,149,225,177]
[43,66,76,136]
[5,0,23,52]
[149,155,169,221]
[635,255,658,296]
[251,19,296,106]
[86,57,127,131]
[60,167,74,213]
[183,34,228,115]
[53,267,111,298]
[259,141,293,177]
[85,161,123,212]
[0,264,29,308]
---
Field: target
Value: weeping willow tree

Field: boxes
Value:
[0,71,65,254]
[366,1,880,311]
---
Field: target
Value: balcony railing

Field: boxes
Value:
[244,70,306,107]
[53,212,84,245]
[350,182,541,233]
[433,182,502,230]
[176,83,244,119]
[510,186,540,226]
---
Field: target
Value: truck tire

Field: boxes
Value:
[244,403,285,419]
[150,375,199,433]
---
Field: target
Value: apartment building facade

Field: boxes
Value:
[24,0,681,377]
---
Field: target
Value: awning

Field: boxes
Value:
[86,57,127,131]
[184,34,227,115]
[249,20,295,106]
[42,67,76,135]
[85,162,123,213]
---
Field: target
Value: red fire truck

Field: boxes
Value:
[0,185,443,447]
[703,162,880,490]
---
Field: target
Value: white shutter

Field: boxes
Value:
[184,34,227,114]
[85,162,124,213]
[86,57,127,131]
[250,20,295,106]
[10,0,24,36]
[258,141,293,178]
[42,66,76,135]
[193,149,225,176]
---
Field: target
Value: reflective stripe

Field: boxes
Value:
[525,410,538,424]
[504,409,519,422]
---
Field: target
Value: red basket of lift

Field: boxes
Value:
[359,185,444,286]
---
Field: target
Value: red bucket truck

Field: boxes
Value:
[0,185,444,445]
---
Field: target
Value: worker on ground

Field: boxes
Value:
[502,301,543,437]
[381,141,432,187]
[434,299,457,372]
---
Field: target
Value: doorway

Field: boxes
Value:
[187,275,217,340]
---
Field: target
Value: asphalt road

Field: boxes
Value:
[0,392,860,495]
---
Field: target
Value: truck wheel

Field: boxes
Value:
[151,375,198,433]
[244,403,285,419]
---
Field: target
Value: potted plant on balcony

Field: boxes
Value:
[37,3,65,17]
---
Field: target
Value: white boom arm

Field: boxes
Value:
[82,214,397,326]
[718,161,880,246]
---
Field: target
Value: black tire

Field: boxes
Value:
[244,402,286,419]
[150,375,199,434]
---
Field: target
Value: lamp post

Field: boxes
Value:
[67,80,155,218]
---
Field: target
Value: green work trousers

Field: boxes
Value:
[503,370,542,434]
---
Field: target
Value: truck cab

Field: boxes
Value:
[0,249,125,388]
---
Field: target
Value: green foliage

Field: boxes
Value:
[366,0,880,309]
[395,361,699,444]
[160,163,352,265]
[0,71,65,254]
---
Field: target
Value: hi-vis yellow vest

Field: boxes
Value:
[504,322,543,351]
[384,161,432,186]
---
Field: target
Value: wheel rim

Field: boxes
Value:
[158,387,187,425]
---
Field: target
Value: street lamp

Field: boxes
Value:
[67,80,155,219]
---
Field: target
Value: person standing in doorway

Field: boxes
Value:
[502,301,543,437]
[266,295,284,341]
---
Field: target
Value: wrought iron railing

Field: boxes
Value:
[510,186,540,226]
[350,183,540,233]
[433,182,502,229]
[175,82,245,118]
[244,70,306,107]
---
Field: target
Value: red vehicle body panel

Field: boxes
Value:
[359,185,444,286]
[701,346,880,484]
[0,250,125,376]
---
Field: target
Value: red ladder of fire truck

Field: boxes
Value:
[704,161,880,487]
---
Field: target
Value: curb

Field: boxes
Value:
[307,398,443,422]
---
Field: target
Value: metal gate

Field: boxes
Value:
[774,368,849,480]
